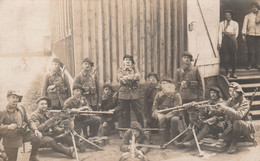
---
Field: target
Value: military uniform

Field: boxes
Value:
[0,104,38,161]
[152,90,182,142]
[117,66,144,128]
[30,109,74,158]
[144,82,161,128]
[63,96,101,137]
[42,69,71,110]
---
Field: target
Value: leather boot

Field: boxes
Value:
[29,144,39,161]
[227,140,237,154]
[49,140,75,158]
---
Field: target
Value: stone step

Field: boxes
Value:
[228,75,260,81]
[240,83,260,88]
[244,91,260,97]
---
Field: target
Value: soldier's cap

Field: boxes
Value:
[130,121,143,133]
[36,97,51,107]
[160,77,172,84]
[123,55,135,64]
[209,86,223,98]
[52,57,63,68]
[103,84,114,91]
[73,84,85,92]
[7,90,23,102]
[182,51,194,61]
[82,57,94,66]
[229,82,244,94]
[147,72,159,81]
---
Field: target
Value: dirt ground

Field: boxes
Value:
[14,127,260,161]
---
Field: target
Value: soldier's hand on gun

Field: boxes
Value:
[34,130,42,139]
[8,123,17,130]
[70,108,81,113]
[108,109,115,113]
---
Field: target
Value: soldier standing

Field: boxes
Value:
[63,84,101,139]
[175,51,205,125]
[73,58,99,111]
[117,55,144,128]
[144,72,161,128]
[213,82,256,153]
[0,91,42,161]
[30,97,75,160]
[152,78,182,143]
[42,58,71,110]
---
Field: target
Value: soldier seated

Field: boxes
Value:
[211,82,256,154]
[152,78,183,144]
[120,122,150,161]
[30,97,76,161]
[63,84,101,139]
[100,84,118,136]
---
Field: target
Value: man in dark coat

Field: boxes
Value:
[42,58,71,110]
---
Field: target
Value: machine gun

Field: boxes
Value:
[157,100,209,113]
[47,109,114,117]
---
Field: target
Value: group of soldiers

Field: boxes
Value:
[0,51,257,161]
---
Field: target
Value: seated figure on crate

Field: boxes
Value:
[144,72,161,128]
[120,122,150,161]
[63,84,101,139]
[100,84,118,136]
[207,82,256,154]
[30,97,76,160]
[152,78,183,144]
[178,86,226,146]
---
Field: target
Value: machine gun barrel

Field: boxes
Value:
[157,100,209,113]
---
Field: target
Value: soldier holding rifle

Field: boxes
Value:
[152,78,182,144]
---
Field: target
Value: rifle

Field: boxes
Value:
[157,100,209,113]
[47,109,114,115]
[194,53,200,67]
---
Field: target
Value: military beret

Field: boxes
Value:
[82,57,94,66]
[160,77,172,83]
[52,58,63,68]
[36,97,51,107]
[123,55,135,64]
[7,90,23,102]
[229,82,244,94]
[73,84,85,92]
[182,51,194,61]
[103,84,114,91]
[209,86,223,98]
[147,72,159,81]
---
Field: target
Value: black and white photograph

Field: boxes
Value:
[0,0,259,161]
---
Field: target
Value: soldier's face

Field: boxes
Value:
[210,91,218,100]
[52,62,60,71]
[149,76,158,83]
[123,58,132,67]
[161,81,169,91]
[229,88,239,99]
[251,5,258,13]
[38,100,48,111]
[7,95,20,108]
[132,129,140,137]
[82,62,92,71]
[182,56,191,65]
[74,89,82,98]
[103,87,111,95]
[225,12,232,21]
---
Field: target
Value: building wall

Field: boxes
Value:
[0,0,51,56]
[70,0,187,85]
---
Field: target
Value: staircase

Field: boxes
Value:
[228,68,260,119]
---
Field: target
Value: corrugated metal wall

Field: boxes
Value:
[53,0,187,84]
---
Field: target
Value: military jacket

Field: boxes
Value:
[42,70,71,109]
[0,105,37,148]
[117,66,140,100]
[175,65,205,101]
[73,70,99,106]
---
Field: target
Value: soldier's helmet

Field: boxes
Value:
[209,86,223,98]
[7,90,23,102]
[123,55,135,64]
[36,97,51,107]
[82,57,94,66]
[73,84,85,93]
[229,82,244,94]
[147,72,159,81]
[130,121,143,134]
[52,57,63,68]
[182,51,194,61]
